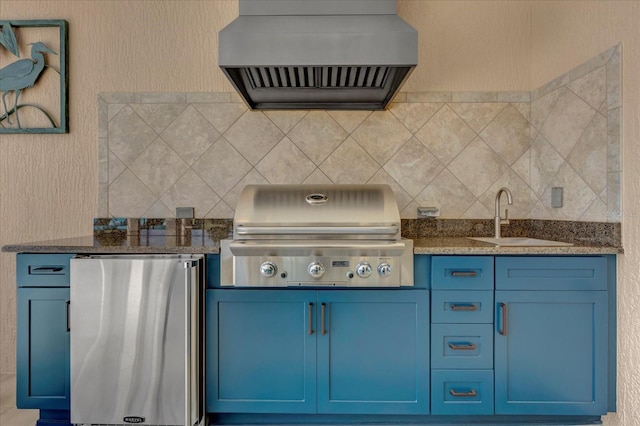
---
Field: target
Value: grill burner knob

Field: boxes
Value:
[308,261,325,279]
[355,262,373,278]
[260,261,277,277]
[378,263,392,277]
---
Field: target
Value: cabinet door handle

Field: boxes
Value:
[449,389,477,397]
[499,302,508,335]
[66,300,70,332]
[30,266,64,273]
[450,303,478,311]
[448,342,477,351]
[308,303,314,335]
[321,303,327,335]
[450,271,477,277]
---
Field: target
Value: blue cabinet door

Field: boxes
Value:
[494,290,608,415]
[16,287,70,410]
[316,290,429,414]
[206,289,317,413]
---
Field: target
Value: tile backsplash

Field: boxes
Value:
[98,45,621,222]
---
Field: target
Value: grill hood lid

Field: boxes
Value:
[218,0,418,110]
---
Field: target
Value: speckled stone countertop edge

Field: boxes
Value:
[2,235,623,255]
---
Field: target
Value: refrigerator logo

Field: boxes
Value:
[123,416,145,424]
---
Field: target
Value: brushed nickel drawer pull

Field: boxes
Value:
[450,389,477,397]
[321,303,327,335]
[450,303,478,311]
[450,271,478,277]
[499,302,508,336]
[308,303,314,335]
[449,342,477,351]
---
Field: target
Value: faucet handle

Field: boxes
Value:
[500,208,510,225]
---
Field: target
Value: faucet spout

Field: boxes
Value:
[494,187,513,239]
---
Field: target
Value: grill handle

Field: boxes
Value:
[236,225,399,236]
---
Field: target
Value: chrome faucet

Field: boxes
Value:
[494,187,513,239]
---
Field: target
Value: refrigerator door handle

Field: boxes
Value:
[184,260,201,426]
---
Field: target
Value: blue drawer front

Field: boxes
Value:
[431,369,494,415]
[431,256,494,290]
[431,290,494,323]
[496,256,607,290]
[17,254,75,287]
[431,324,493,369]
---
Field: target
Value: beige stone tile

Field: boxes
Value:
[480,104,530,165]
[195,102,248,133]
[530,87,562,131]
[108,105,157,166]
[161,105,221,166]
[462,200,492,220]
[160,169,220,218]
[140,92,187,103]
[224,111,285,166]
[414,105,475,165]
[383,137,443,197]
[400,199,420,219]
[580,197,608,222]
[255,137,315,184]
[97,96,108,138]
[288,111,347,165]
[540,89,596,158]
[540,162,598,221]
[108,103,126,121]
[414,169,476,219]
[351,111,413,165]
[606,44,622,110]
[187,92,235,103]
[192,138,252,197]
[222,169,269,211]
[407,92,452,103]
[130,103,188,134]
[108,169,157,217]
[452,92,498,102]
[100,93,140,104]
[98,137,109,184]
[143,200,174,218]
[567,66,606,111]
[607,172,621,222]
[388,102,442,133]
[448,137,509,198]
[512,148,531,187]
[566,113,607,195]
[367,169,413,212]
[264,110,307,134]
[327,110,372,134]
[130,138,189,197]
[511,102,531,123]
[530,133,564,197]
[449,103,505,133]
[498,92,530,103]
[206,199,235,219]
[108,150,126,185]
[319,138,380,184]
[607,108,622,172]
[302,168,333,185]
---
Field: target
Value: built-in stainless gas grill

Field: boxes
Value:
[220,184,413,287]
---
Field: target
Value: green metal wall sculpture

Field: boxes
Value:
[0,20,68,134]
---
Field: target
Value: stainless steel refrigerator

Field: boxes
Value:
[70,255,203,426]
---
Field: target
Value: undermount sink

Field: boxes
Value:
[468,237,573,247]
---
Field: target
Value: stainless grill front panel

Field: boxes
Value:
[222,184,413,288]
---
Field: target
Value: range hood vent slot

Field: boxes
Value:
[246,66,390,89]
[218,0,418,111]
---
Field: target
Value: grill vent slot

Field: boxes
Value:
[245,66,389,89]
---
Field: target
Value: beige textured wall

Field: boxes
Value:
[1,1,639,423]
[529,3,640,424]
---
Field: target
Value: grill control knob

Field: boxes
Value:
[378,263,393,277]
[260,261,277,278]
[308,261,325,279]
[355,262,373,278]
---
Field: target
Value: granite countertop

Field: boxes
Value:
[1,235,622,255]
[1,218,623,255]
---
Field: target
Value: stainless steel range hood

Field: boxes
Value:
[218,0,418,110]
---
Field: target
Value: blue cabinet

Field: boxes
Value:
[15,253,74,426]
[207,289,429,415]
[16,287,70,410]
[494,256,609,415]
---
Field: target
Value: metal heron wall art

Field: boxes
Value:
[0,20,68,134]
